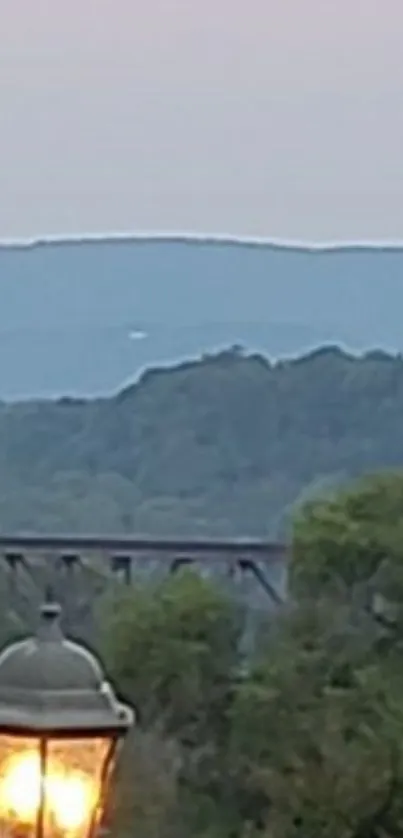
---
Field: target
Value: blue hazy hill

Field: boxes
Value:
[0,236,402,399]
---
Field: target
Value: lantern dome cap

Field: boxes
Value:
[0,601,134,734]
[0,602,104,693]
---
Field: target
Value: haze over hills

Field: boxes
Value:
[0,235,403,399]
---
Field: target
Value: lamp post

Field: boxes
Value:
[0,601,134,838]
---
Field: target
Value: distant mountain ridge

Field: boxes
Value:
[0,235,403,398]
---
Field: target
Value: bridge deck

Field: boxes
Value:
[0,534,287,560]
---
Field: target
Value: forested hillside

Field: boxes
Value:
[1,345,403,536]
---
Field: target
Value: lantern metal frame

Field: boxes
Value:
[0,601,134,838]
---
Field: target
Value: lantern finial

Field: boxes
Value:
[37,600,63,642]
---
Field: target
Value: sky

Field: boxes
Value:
[0,0,402,242]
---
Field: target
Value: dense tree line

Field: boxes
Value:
[2,346,403,536]
[92,470,403,838]
[0,470,402,833]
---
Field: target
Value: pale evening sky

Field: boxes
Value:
[0,0,402,242]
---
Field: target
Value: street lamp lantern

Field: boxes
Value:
[0,602,134,838]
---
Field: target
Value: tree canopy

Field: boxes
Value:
[1,346,403,537]
[0,470,402,834]
[94,471,403,838]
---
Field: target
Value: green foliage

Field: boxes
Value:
[100,570,242,740]
[292,470,403,599]
[100,571,244,838]
[1,347,403,536]
[4,374,403,835]
[96,473,403,837]
[230,605,403,838]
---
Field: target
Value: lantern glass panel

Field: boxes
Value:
[43,738,112,838]
[0,734,41,838]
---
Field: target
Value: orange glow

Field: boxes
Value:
[0,751,96,832]
[1,752,40,822]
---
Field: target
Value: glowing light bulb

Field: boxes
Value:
[0,752,95,833]
[1,752,41,822]
[48,774,93,831]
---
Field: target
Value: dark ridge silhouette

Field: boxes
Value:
[0,345,402,537]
